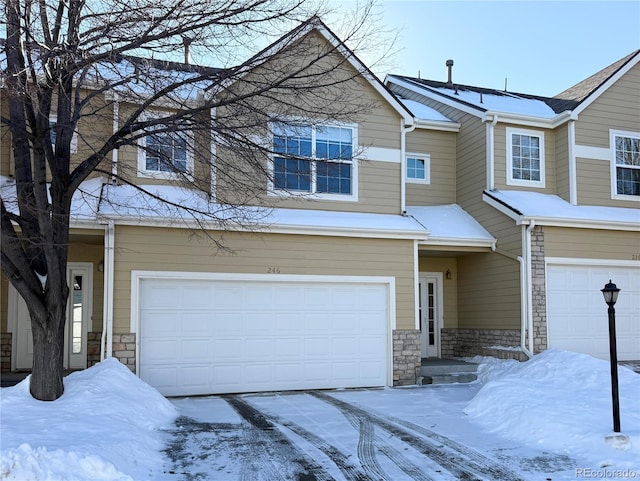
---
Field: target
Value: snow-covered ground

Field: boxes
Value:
[1,350,639,480]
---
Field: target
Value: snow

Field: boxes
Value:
[0,359,177,480]
[2,350,639,480]
[397,97,455,123]
[486,189,640,226]
[406,204,496,246]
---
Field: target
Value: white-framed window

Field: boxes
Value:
[610,130,640,200]
[49,116,78,153]
[506,127,545,188]
[406,153,430,184]
[271,121,358,201]
[137,124,192,178]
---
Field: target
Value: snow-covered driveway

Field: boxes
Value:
[161,385,573,481]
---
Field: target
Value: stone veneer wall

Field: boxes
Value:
[392,329,421,386]
[87,332,102,368]
[112,333,136,372]
[1,333,11,371]
[530,226,548,354]
[441,328,529,361]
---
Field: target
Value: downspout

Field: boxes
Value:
[524,220,536,357]
[401,119,416,213]
[111,95,120,182]
[492,244,533,358]
[485,114,498,191]
[568,119,577,205]
[100,220,115,360]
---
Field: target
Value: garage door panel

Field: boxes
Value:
[547,264,640,361]
[139,277,389,395]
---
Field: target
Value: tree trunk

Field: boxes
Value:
[29,294,67,401]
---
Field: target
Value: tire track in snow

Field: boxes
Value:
[311,391,526,481]
[224,395,334,481]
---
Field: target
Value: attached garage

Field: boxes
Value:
[546,262,640,361]
[133,273,393,396]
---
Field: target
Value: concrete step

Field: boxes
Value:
[419,358,478,385]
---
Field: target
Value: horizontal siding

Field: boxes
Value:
[555,124,570,201]
[545,227,640,260]
[575,63,640,147]
[113,226,416,332]
[576,158,640,208]
[406,129,456,206]
[418,256,458,329]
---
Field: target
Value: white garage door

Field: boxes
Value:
[547,263,640,361]
[138,276,390,396]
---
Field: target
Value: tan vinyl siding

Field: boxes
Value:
[576,157,639,208]
[112,225,416,332]
[575,63,640,147]
[494,124,556,193]
[555,123,570,201]
[418,256,458,328]
[545,227,640,260]
[405,130,456,206]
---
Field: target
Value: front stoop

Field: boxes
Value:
[419,358,478,385]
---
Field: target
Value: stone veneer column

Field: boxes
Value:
[392,329,421,386]
[1,333,11,371]
[112,333,136,372]
[87,332,102,367]
[530,226,548,354]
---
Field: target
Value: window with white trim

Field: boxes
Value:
[506,128,545,187]
[272,122,356,198]
[138,128,192,177]
[611,131,640,198]
[406,154,430,183]
[49,116,78,153]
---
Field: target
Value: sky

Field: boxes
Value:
[340,0,640,97]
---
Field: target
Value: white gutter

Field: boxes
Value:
[568,118,577,205]
[100,220,115,360]
[485,114,498,191]
[492,245,533,358]
[413,240,420,331]
[524,220,536,357]
[401,119,417,213]
[111,96,119,181]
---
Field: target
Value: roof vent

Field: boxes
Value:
[182,36,193,65]
[446,59,454,85]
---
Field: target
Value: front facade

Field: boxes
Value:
[1,22,638,396]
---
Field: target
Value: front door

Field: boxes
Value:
[419,274,442,358]
[12,263,93,370]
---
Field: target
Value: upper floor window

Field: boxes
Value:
[138,128,191,178]
[272,122,357,200]
[406,154,430,184]
[506,128,545,188]
[49,116,78,153]
[611,130,640,199]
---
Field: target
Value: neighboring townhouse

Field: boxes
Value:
[386,50,640,364]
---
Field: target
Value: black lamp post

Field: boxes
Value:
[601,280,621,433]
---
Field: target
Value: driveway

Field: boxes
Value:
[159,384,578,481]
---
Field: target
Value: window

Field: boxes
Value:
[272,122,356,199]
[506,128,545,188]
[138,129,191,177]
[611,131,640,198]
[49,116,78,153]
[406,154,430,183]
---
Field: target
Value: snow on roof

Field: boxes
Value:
[485,190,640,228]
[397,98,454,123]
[406,204,496,247]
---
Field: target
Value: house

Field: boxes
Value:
[1,19,638,397]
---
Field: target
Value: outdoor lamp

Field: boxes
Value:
[601,280,620,306]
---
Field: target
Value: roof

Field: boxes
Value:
[483,190,640,231]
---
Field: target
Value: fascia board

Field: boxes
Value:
[419,237,496,248]
[482,192,523,222]
[485,111,573,129]
[414,119,461,132]
[572,52,640,116]
[101,214,429,240]
[386,76,485,119]
[519,216,640,232]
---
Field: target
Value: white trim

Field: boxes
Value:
[414,119,461,132]
[419,237,495,249]
[111,98,119,180]
[610,129,640,202]
[545,257,640,268]
[419,272,443,358]
[506,127,546,188]
[49,114,78,153]
[568,120,577,205]
[574,144,611,161]
[572,52,640,116]
[130,271,396,386]
[486,115,498,190]
[360,146,401,163]
[405,153,430,184]
[413,241,420,330]
[65,263,93,369]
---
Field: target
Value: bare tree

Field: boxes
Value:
[1,0,389,401]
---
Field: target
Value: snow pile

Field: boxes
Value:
[465,350,640,468]
[0,358,177,481]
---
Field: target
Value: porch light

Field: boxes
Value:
[601,280,621,433]
[601,280,620,305]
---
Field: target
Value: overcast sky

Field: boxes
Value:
[344,0,640,97]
